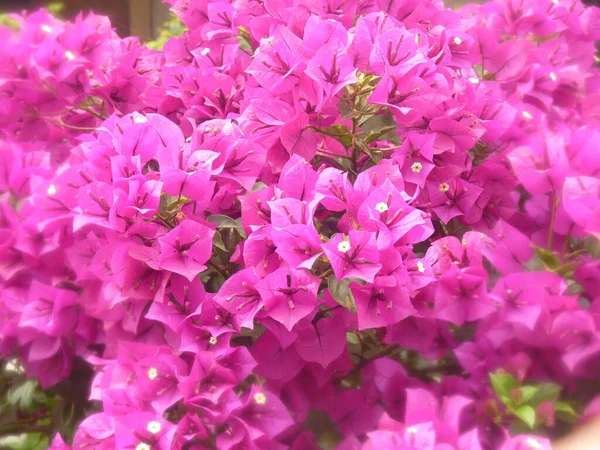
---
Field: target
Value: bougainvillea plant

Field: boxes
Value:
[0,0,599,448]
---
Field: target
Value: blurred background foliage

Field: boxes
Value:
[147,12,187,50]
[0,358,95,449]
[0,0,598,43]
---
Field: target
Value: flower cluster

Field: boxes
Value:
[0,0,599,449]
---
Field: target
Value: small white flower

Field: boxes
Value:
[417,261,425,273]
[41,25,52,33]
[453,37,462,45]
[522,110,533,120]
[200,48,211,56]
[439,183,450,193]
[375,202,389,213]
[337,241,351,253]
[411,162,423,173]
[406,426,418,434]
[147,367,158,380]
[136,444,151,450]
[147,421,161,434]
[254,392,267,405]
[209,336,218,345]
[549,72,557,82]
[525,437,543,449]
[64,51,75,61]
[47,184,57,196]
[468,77,480,84]
[5,358,24,374]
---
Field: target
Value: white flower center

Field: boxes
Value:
[468,77,480,84]
[525,437,543,449]
[41,25,52,33]
[209,336,218,345]
[337,241,351,253]
[551,0,559,4]
[406,426,417,434]
[522,111,533,120]
[417,261,425,273]
[453,37,462,45]
[65,51,75,60]
[549,72,557,82]
[254,392,267,405]
[200,48,211,56]
[47,184,57,195]
[375,202,389,213]
[411,162,423,173]
[147,421,161,434]
[147,367,158,380]
[5,358,24,374]
[439,183,450,192]
[133,115,148,124]
[136,444,151,450]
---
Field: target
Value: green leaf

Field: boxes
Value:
[339,73,382,120]
[310,125,353,149]
[328,276,356,313]
[237,25,254,53]
[363,125,398,145]
[531,382,562,404]
[553,261,579,278]
[0,15,21,33]
[47,2,65,14]
[584,236,600,258]
[554,401,578,422]
[346,332,361,346]
[473,65,484,78]
[7,380,38,410]
[532,246,562,271]
[489,371,518,400]
[213,232,228,252]
[473,64,495,81]
[359,113,399,139]
[514,405,536,429]
[251,181,268,192]
[207,215,246,236]
[0,435,26,450]
[18,433,48,450]
[158,193,188,215]
[518,386,539,405]
[529,32,560,43]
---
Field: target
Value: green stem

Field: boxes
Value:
[316,149,352,160]
[547,193,560,251]
[53,120,97,131]
[336,344,399,384]
[75,105,107,121]
[208,260,230,278]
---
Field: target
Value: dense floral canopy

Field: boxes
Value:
[0,0,599,449]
